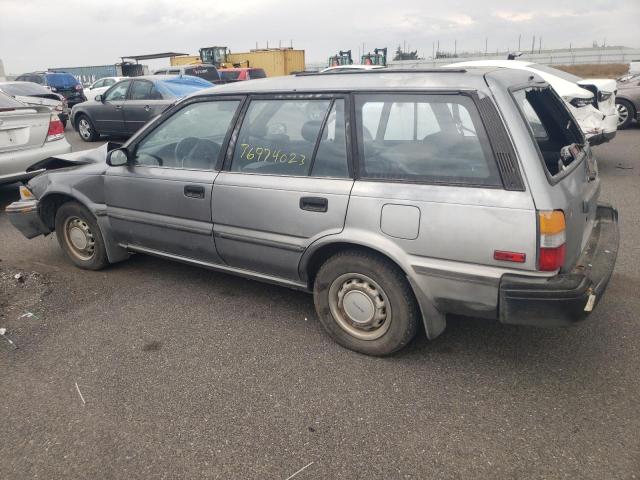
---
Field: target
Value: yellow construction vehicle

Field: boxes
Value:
[170,46,305,77]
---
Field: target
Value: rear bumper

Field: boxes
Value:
[587,129,616,146]
[499,204,619,327]
[0,139,71,185]
[5,199,50,239]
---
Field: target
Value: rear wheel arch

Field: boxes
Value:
[302,240,447,340]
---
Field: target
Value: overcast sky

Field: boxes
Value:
[1,0,639,73]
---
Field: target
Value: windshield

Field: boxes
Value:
[156,76,213,98]
[0,82,53,96]
[0,91,25,109]
[530,64,582,82]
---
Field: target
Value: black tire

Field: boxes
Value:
[313,250,420,356]
[76,114,99,142]
[55,201,109,270]
[616,99,635,130]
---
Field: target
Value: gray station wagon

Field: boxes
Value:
[6,68,619,356]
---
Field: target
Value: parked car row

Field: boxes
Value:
[70,75,214,141]
[6,69,619,356]
[15,71,86,108]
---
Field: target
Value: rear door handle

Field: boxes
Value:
[300,196,328,212]
[184,185,205,199]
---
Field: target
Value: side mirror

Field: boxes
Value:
[95,94,103,102]
[106,148,129,166]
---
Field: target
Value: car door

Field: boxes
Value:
[105,97,243,262]
[93,80,130,134]
[123,79,168,135]
[212,95,354,280]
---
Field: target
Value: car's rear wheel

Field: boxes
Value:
[616,99,635,129]
[313,250,420,356]
[55,202,109,270]
[77,114,99,141]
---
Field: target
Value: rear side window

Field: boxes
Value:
[231,99,334,176]
[513,87,584,176]
[355,94,500,186]
[129,80,162,100]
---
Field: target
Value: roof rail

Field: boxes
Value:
[296,68,467,77]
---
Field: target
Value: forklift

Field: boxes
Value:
[198,46,239,68]
[361,47,387,66]
[328,50,353,68]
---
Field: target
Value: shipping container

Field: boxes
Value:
[226,49,305,77]
[48,63,146,85]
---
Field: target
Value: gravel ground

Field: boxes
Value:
[0,123,639,479]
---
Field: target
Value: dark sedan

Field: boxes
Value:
[71,75,213,141]
[616,73,640,129]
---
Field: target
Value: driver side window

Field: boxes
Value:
[133,100,240,171]
[104,80,131,101]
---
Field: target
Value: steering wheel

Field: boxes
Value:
[137,152,163,166]
[175,137,220,169]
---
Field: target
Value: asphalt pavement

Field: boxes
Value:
[1,124,639,479]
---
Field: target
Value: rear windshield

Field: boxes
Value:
[0,91,25,109]
[513,87,584,177]
[184,66,220,81]
[248,69,266,79]
[45,73,80,88]
[0,82,52,96]
[220,70,241,81]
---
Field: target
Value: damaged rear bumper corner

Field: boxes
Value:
[498,204,619,327]
[5,199,50,239]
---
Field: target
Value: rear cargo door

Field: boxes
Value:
[512,87,600,269]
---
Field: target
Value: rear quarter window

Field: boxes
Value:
[354,93,500,186]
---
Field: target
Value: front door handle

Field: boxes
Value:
[115,105,122,110]
[300,196,328,212]
[184,185,205,199]
[144,105,151,112]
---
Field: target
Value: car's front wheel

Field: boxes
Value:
[76,114,99,141]
[616,99,635,129]
[55,202,109,270]
[313,250,420,356]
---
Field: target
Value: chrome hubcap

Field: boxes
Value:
[78,118,91,139]
[616,103,629,126]
[328,273,391,340]
[64,217,95,260]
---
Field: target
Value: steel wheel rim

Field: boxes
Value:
[63,216,95,260]
[616,103,629,126]
[78,118,91,139]
[328,273,391,340]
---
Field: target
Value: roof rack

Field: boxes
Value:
[296,68,467,77]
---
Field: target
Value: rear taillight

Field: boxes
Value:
[538,210,566,271]
[46,116,65,142]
